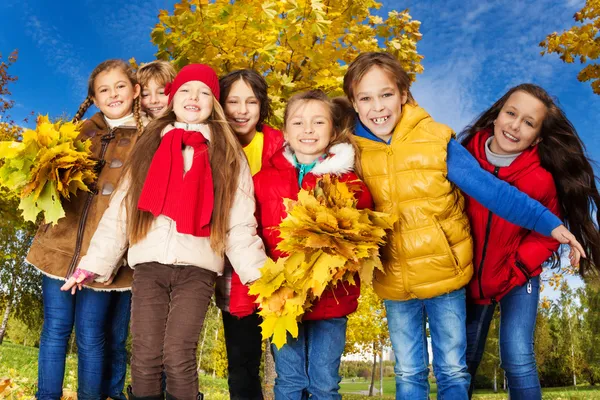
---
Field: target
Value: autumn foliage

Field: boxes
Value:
[248,175,396,349]
[0,116,96,224]
[150,0,424,123]
[541,0,600,94]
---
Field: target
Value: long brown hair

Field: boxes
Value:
[219,69,271,131]
[122,97,242,255]
[73,59,143,134]
[283,90,362,177]
[460,83,600,277]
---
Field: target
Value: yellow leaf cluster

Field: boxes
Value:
[151,0,424,125]
[249,175,397,349]
[540,0,600,94]
[0,115,96,224]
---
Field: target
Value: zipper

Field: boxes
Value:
[527,279,532,294]
[65,129,116,278]
[515,260,532,280]
[477,166,500,300]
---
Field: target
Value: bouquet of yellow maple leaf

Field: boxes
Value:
[0,115,96,224]
[249,174,397,349]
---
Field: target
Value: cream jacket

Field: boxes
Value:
[78,123,266,284]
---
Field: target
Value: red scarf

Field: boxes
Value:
[138,128,214,237]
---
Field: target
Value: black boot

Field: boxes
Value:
[127,385,164,400]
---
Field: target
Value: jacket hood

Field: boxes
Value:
[469,129,542,183]
[273,142,356,176]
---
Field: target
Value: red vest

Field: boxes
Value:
[253,145,373,320]
[464,130,560,304]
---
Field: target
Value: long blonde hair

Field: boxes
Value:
[122,98,243,255]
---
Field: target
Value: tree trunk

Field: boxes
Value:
[369,342,377,396]
[0,301,12,344]
[379,347,384,396]
[263,339,276,400]
[493,366,498,393]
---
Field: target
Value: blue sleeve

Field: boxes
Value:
[446,139,561,237]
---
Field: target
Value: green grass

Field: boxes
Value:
[0,341,230,399]
[340,376,600,399]
[2,342,600,399]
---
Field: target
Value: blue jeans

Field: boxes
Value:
[385,289,470,400]
[272,317,347,400]
[466,276,541,400]
[37,275,131,400]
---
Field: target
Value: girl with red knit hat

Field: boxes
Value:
[62,64,267,400]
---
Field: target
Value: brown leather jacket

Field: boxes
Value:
[27,112,141,291]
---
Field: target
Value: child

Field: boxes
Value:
[63,64,266,400]
[342,52,585,400]
[461,84,600,400]
[252,90,373,398]
[216,69,284,400]
[26,59,144,400]
[137,60,177,119]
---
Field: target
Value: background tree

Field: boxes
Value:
[0,51,41,345]
[150,0,424,124]
[345,285,390,396]
[540,0,600,94]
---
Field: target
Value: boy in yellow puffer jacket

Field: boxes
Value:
[341,52,585,400]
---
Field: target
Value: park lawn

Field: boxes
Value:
[0,341,230,399]
[340,376,600,399]
[2,342,600,399]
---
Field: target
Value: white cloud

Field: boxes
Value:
[24,13,88,98]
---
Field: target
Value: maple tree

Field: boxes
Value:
[150,0,424,124]
[540,0,600,94]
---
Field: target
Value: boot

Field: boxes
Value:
[164,391,203,400]
[127,385,164,400]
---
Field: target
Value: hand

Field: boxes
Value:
[60,268,98,295]
[550,225,586,266]
[104,272,116,286]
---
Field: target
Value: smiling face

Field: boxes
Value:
[491,91,547,155]
[224,78,261,145]
[284,100,333,164]
[140,78,169,119]
[93,68,140,120]
[172,81,214,124]
[351,66,408,142]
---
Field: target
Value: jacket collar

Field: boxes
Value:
[353,104,431,144]
[470,129,541,182]
[272,142,356,176]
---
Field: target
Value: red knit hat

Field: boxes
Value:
[164,64,220,104]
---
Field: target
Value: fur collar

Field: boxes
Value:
[281,142,355,176]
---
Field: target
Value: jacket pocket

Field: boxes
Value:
[433,216,462,275]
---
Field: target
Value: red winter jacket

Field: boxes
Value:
[227,125,284,317]
[252,142,373,320]
[464,130,560,304]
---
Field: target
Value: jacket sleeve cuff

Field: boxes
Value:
[237,265,262,285]
[533,210,562,237]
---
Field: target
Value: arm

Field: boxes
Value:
[75,182,130,281]
[510,177,561,279]
[447,139,560,236]
[225,161,267,284]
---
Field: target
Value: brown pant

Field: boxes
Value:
[130,262,216,400]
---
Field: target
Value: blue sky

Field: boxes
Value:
[2,0,597,298]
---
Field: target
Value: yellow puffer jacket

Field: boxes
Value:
[355,104,473,300]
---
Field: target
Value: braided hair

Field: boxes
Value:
[74,59,142,135]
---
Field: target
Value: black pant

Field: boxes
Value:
[222,311,264,400]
